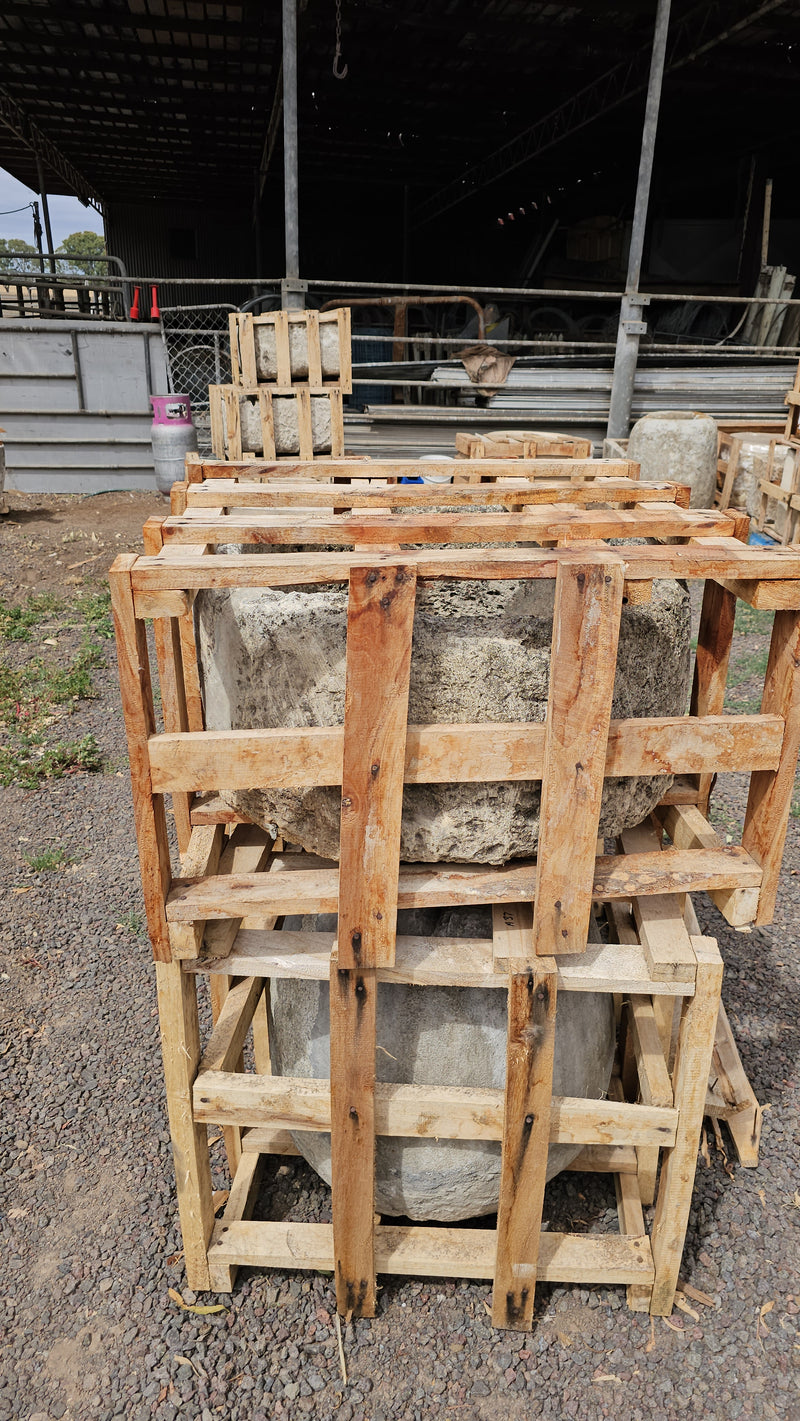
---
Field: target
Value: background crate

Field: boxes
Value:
[208,385,344,460]
[229,307,352,393]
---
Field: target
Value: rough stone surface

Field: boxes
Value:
[254,321,341,382]
[271,907,616,1221]
[237,392,332,455]
[197,576,692,863]
[627,410,717,507]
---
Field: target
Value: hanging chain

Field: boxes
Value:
[333,0,348,78]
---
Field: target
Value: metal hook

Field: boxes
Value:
[332,51,348,79]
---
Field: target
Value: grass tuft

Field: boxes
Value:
[24,843,77,872]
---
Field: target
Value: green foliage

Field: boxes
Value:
[0,237,40,274]
[0,733,101,789]
[0,593,62,642]
[117,909,145,936]
[76,588,114,639]
[56,230,107,277]
[734,603,774,637]
[24,843,76,872]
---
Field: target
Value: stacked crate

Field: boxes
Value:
[108,459,799,1329]
[209,307,351,461]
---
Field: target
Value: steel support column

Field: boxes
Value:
[281,0,305,310]
[607,0,672,440]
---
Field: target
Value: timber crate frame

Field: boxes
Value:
[111,504,800,1327]
[208,384,345,461]
[228,307,352,394]
[455,429,592,461]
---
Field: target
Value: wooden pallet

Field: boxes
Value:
[756,437,800,545]
[110,503,800,1324]
[208,385,345,461]
[455,430,593,460]
[228,307,352,394]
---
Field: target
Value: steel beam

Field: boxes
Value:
[0,87,103,212]
[413,0,787,229]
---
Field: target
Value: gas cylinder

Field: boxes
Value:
[149,394,198,496]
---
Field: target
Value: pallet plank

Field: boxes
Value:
[148,713,783,792]
[742,608,800,924]
[329,954,378,1318]
[338,563,416,970]
[650,938,724,1315]
[206,1220,654,1285]
[534,559,624,956]
[492,962,557,1328]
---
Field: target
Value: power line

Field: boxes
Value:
[0,202,35,215]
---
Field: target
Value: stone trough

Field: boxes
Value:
[196,570,692,1220]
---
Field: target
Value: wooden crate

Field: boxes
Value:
[756,438,800,545]
[229,307,352,393]
[110,503,800,1324]
[208,385,344,461]
[455,430,593,461]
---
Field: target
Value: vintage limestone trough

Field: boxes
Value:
[195,572,692,1220]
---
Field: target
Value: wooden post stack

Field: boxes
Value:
[110,462,800,1329]
[209,307,351,461]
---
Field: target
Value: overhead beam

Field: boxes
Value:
[0,86,104,211]
[413,0,788,229]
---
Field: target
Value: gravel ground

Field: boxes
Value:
[0,493,799,1420]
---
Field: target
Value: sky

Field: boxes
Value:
[0,166,105,249]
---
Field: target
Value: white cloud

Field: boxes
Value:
[0,167,104,249]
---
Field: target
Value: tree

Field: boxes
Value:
[56,230,107,277]
[0,237,41,274]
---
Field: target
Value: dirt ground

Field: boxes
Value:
[0,491,167,599]
[1,492,799,1420]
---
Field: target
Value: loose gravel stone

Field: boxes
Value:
[1,503,799,1419]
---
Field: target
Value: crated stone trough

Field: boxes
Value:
[195,572,692,1221]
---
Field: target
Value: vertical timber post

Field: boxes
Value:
[606,0,671,440]
[281,0,306,310]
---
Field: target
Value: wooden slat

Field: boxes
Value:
[193,1072,677,1146]
[742,607,800,924]
[329,953,377,1318]
[203,825,274,959]
[491,902,533,970]
[493,961,556,1327]
[650,938,724,1315]
[338,563,416,970]
[131,540,800,591]
[109,555,173,962]
[273,310,292,387]
[206,1219,654,1286]
[296,389,314,460]
[198,976,265,1074]
[170,823,225,961]
[194,456,641,481]
[184,477,683,510]
[691,578,737,814]
[534,559,623,955]
[207,1150,263,1291]
[620,822,697,982]
[710,1001,762,1167]
[185,926,695,995]
[658,802,759,927]
[717,578,800,611]
[155,961,214,1289]
[305,309,323,387]
[147,713,784,793]
[614,1166,652,1311]
[257,389,277,460]
[167,845,761,925]
[163,504,734,547]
